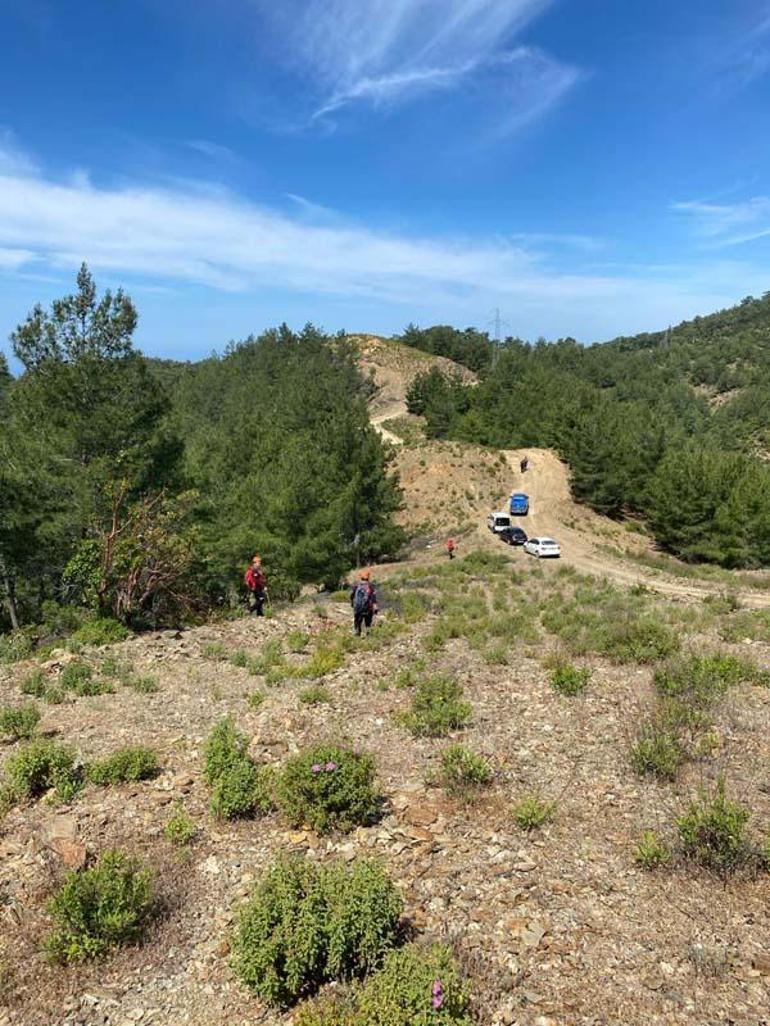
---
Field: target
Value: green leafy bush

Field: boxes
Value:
[71,618,131,647]
[4,740,80,803]
[287,630,310,653]
[211,760,276,820]
[550,663,591,696]
[44,685,65,705]
[354,943,472,1025]
[677,779,753,876]
[20,669,46,697]
[292,646,345,680]
[0,631,34,664]
[46,851,155,962]
[248,690,265,709]
[277,744,380,834]
[299,685,332,706]
[513,794,555,831]
[86,746,159,785]
[630,719,685,781]
[654,652,763,710]
[0,702,41,741]
[126,673,159,694]
[59,660,112,696]
[203,716,249,786]
[634,830,672,869]
[399,674,472,738]
[231,856,403,1008]
[164,804,198,846]
[436,745,492,799]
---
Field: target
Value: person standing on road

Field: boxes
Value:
[350,569,378,637]
[244,554,268,616]
[520,456,530,473]
[446,537,457,560]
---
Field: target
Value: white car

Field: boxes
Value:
[523,537,561,558]
[487,512,512,534]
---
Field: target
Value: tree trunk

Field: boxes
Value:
[0,553,20,630]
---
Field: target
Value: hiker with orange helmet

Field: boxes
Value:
[446,537,457,560]
[350,569,378,637]
[244,554,268,616]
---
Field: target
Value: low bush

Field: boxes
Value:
[399,674,472,738]
[630,718,685,781]
[248,690,265,709]
[277,744,380,834]
[4,739,80,803]
[71,618,131,647]
[211,761,276,820]
[513,794,555,831]
[86,746,159,786]
[46,851,155,962]
[299,685,332,706]
[354,943,472,1025]
[202,641,228,660]
[44,685,65,705]
[677,779,753,876]
[436,745,492,800]
[203,717,275,820]
[654,652,764,710]
[0,630,34,664]
[231,856,403,1008]
[634,830,672,869]
[20,669,46,697]
[292,646,345,680]
[164,803,198,846]
[0,702,41,741]
[126,673,159,694]
[550,663,591,696]
[287,630,310,653]
[60,660,112,696]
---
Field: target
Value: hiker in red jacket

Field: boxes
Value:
[446,537,457,560]
[350,569,378,637]
[244,554,268,616]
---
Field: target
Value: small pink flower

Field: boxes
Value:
[432,995,443,1010]
[432,980,443,997]
[311,764,323,774]
[325,761,338,772]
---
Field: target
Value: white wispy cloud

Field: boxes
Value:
[260,0,579,129]
[673,196,770,246]
[0,141,766,341]
[184,139,239,163]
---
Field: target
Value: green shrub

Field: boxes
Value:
[287,630,310,653]
[164,803,198,846]
[44,685,65,705]
[71,618,131,647]
[399,674,472,738]
[354,943,472,1025]
[630,719,685,781]
[248,690,265,709]
[4,740,80,803]
[0,702,41,741]
[436,745,492,799]
[654,652,763,710]
[126,673,159,694]
[634,830,672,870]
[229,648,251,668]
[20,669,46,697]
[231,856,403,1008]
[513,794,555,831]
[202,641,228,660]
[551,663,591,696]
[0,630,34,663]
[86,746,159,786]
[293,646,345,680]
[677,779,753,876]
[100,653,133,680]
[211,761,276,820]
[46,851,155,962]
[60,660,112,696]
[203,717,249,786]
[299,685,332,706]
[277,744,380,834]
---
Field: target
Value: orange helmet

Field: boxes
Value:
[360,569,371,580]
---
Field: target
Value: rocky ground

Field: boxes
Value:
[2,549,770,1026]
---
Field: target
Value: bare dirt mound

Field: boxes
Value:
[353,334,476,444]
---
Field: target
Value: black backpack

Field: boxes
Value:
[353,582,371,615]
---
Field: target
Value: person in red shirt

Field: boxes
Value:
[244,554,268,616]
[446,538,457,560]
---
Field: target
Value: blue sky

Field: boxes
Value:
[1,0,770,365]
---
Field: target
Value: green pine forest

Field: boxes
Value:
[402,303,770,567]
[1,267,769,638]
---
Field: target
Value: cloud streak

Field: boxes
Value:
[673,196,770,246]
[0,141,766,343]
[260,0,579,129]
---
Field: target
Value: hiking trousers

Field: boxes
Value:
[249,590,266,616]
[354,610,374,636]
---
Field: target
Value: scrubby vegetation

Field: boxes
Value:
[203,717,275,820]
[46,851,155,962]
[277,744,380,834]
[0,702,41,741]
[86,746,159,785]
[398,673,472,738]
[435,744,492,800]
[3,739,81,804]
[231,856,403,1007]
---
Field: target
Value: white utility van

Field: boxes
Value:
[487,511,512,533]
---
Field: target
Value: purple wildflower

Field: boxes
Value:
[311,764,323,774]
[432,979,444,1010]
[325,761,338,772]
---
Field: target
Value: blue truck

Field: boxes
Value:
[510,492,529,516]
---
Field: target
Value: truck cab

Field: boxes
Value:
[487,511,512,533]
[510,492,529,516]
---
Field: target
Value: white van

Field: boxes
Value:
[487,511,512,533]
